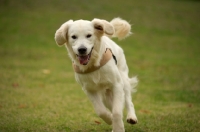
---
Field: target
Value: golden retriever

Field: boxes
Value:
[55,18,138,132]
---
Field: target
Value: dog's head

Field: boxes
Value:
[55,19,114,65]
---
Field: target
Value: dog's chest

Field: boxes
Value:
[75,70,113,91]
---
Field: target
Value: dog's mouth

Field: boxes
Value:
[77,48,93,65]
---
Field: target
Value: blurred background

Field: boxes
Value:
[0,0,200,131]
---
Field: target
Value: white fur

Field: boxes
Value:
[55,18,138,132]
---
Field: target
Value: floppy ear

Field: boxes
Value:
[55,20,73,46]
[92,19,114,36]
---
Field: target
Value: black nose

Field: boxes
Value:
[78,46,87,54]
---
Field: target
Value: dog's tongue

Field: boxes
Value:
[78,55,89,65]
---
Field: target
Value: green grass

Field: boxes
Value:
[0,0,200,131]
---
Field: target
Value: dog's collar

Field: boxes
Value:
[73,48,117,74]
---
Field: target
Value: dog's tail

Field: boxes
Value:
[110,18,132,40]
[129,76,138,93]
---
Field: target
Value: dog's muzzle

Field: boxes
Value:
[76,46,93,65]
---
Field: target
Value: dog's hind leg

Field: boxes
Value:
[123,76,138,124]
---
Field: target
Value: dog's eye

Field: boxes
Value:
[71,35,77,39]
[86,34,92,38]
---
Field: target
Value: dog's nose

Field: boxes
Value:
[78,46,87,54]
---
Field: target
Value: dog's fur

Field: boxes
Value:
[55,18,138,132]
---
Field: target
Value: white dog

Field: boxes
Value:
[55,18,138,132]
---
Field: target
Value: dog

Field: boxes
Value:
[55,18,138,132]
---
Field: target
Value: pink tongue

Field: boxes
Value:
[78,55,89,65]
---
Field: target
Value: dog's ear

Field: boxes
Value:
[92,19,114,36]
[55,20,73,46]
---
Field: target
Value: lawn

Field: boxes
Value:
[0,0,200,131]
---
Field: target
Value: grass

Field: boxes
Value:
[0,0,200,131]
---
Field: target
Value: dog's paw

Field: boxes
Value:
[127,118,138,124]
[126,113,138,125]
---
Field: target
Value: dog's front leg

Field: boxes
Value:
[112,83,125,132]
[86,91,112,125]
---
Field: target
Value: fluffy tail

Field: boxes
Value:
[110,18,132,39]
[129,76,138,93]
